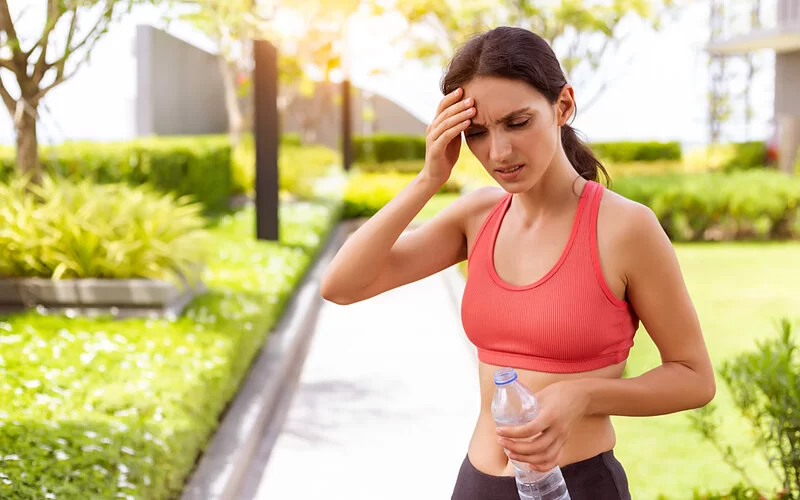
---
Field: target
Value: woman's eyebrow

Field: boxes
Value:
[470,107,533,128]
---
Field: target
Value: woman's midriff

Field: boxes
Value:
[466,360,626,477]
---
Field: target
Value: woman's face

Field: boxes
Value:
[461,76,571,193]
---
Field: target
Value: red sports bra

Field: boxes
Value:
[461,181,639,373]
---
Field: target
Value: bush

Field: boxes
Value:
[688,319,799,499]
[0,175,209,283]
[611,171,800,241]
[689,484,788,500]
[342,172,461,219]
[0,201,340,500]
[0,136,234,213]
[354,159,425,174]
[722,141,768,172]
[231,134,339,199]
[353,134,427,163]
[590,141,682,162]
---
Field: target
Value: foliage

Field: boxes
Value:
[353,134,427,163]
[590,140,682,162]
[689,319,800,499]
[342,171,461,219]
[0,0,160,177]
[379,0,679,110]
[0,175,209,284]
[0,201,339,500]
[230,134,340,199]
[721,141,768,172]
[0,135,234,213]
[611,171,800,241]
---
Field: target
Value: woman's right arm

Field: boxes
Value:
[320,88,477,305]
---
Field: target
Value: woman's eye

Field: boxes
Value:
[465,131,485,138]
[509,120,530,128]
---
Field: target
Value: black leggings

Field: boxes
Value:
[451,451,631,500]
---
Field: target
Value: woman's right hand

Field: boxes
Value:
[422,87,476,187]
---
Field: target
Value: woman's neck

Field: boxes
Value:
[511,149,586,227]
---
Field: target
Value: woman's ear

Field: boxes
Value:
[557,85,575,126]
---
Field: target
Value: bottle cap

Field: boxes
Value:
[493,367,517,385]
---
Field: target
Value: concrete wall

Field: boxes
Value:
[775,49,800,172]
[136,25,228,136]
[281,82,427,150]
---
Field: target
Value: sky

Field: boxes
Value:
[0,1,777,147]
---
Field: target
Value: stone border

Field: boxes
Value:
[180,220,355,500]
[0,274,206,319]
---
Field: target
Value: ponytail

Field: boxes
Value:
[561,124,610,186]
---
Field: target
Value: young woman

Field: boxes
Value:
[320,26,715,499]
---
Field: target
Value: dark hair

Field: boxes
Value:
[441,26,609,185]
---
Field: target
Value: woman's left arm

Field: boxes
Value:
[497,204,716,470]
[582,204,716,416]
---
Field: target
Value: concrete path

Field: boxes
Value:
[250,266,481,499]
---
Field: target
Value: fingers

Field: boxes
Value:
[436,87,464,117]
[428,92,474,137]
[510,447,563,473]
[498,430,556,457]
[496,418,548,440]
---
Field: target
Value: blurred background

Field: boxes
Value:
[0,0,798,499]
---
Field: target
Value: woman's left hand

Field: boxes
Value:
[495,380,590,472]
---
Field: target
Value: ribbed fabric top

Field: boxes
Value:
[461,181,639,373]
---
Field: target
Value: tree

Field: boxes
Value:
[177,0,266,147]
[378,0,678,111]
[180,0,364,145]
[0,0,149,182]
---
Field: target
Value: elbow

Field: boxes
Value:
[694,371,717,408]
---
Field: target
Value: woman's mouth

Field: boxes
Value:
[494,164,525,179]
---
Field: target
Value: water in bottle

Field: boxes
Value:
[491,367,571,500]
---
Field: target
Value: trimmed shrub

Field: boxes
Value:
[342,172,461,219]
[611,171,800,241]
[0,136,234,213]
[353,134,427,163]
[230,134,339,199]
[590,141,682,162]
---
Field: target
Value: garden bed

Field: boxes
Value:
[0,201,341,499]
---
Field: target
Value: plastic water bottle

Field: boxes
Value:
[491,367,571,500]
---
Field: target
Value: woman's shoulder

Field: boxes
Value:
[457,185,508,226]
[597,185,670,260]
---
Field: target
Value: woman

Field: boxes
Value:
[320,26,715,499]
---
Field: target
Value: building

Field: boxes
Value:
[706,0,800,173]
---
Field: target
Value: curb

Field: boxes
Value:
[180,220,354,500]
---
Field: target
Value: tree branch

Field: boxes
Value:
[0,74,16,117]
[0,0,27,78]
[32,0,67,84]
[36,3,115,101]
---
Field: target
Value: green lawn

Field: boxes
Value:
[418,194,800,499]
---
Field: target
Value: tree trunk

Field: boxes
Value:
[15,107,41,184]
[218,56,244,147]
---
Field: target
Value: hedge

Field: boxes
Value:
[0,201,341,499]
[342,172,461,219]
[590,141,682,162]
[343,170,800,241]
[353,134,426,163]
[611,171,800,241]
[0,136,234,213]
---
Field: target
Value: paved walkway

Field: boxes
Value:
[251,266,480,499]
